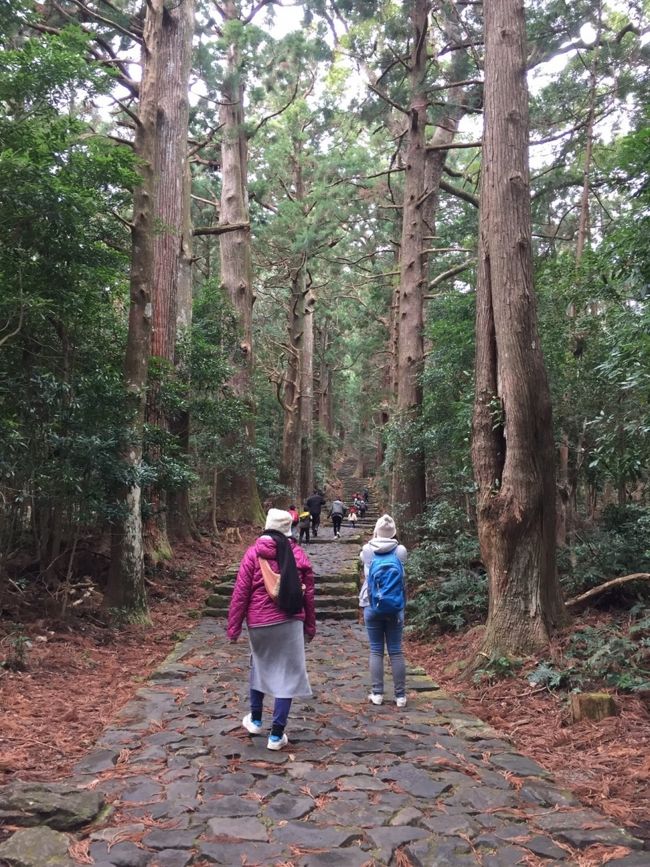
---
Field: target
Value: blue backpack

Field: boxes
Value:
[368,550,405,614]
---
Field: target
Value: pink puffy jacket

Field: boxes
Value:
[226,535,316,641]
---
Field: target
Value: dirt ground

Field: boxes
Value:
[406,623,650,846]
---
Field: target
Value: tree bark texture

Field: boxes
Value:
[315,322,333,438]
[294,151,315,500]
[145,0,195,553]
[162,0,195,541]
[391,0,430,532]
[107,0,164,619]
[471,0,566,656]
[217,0,263,524]
[299,277,315,499]
[280,296,302,500]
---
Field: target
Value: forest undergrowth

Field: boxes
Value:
[0,530,256,791]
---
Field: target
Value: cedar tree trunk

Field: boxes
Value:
[146,0,195,556]
[280,275,303,501]
[217,0,263,524]
[107,0,164,620]
[391,0,430,533]
[162,0,195,541]
[471,0,566,656]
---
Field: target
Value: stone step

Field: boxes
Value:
[206,569,360,603]
[206,587,233,602]
[317,609,358,621]
[204,604,229,617]
[308,535,363,545]
[203,606,359,621]
[313,595,360,610]
[205,581,359,611]
[316,581,358,597]
[206,576,360,603]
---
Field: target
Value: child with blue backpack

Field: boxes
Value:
[358,514,408,707]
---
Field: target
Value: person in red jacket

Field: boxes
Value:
[227,509,316,751]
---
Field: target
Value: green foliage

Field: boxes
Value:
[407,569,487,635]
[405,501,485,634]
[0,625,31,671]
[527,662,572,689]
[566,620,650,692]
[0,27,136,577]
[559,504,650,599]
[473,655,522,684]
[530,612,650,694]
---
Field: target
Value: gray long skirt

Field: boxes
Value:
[249,619,312,699]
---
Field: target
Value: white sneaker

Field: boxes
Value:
[242,713,263,735]
[395,696,407,708]
[368,693,384,706]
[267,733,288,751]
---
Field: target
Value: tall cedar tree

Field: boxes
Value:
[391,0,429,531]
[146,0,195,553]
[471,0,567,655]
[215,0,263,524]
[106,0,164,620]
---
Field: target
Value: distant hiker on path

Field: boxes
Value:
[298,508,311,544]
[227,509,316,750]
[329,498,346,538]
[359,514,408,707]
[306,489,326,538]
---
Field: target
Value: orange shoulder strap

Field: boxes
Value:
[258,557,281,600]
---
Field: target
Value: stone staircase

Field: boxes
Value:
[203,458,381,622]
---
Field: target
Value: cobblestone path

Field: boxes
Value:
[59,532,645,867]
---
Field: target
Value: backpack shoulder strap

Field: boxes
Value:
[258,557,281,599]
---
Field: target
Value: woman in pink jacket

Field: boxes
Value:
[227,509,316,751]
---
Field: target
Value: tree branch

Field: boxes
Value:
[114,97,140,127]
[439,178,479,207]
[111,209,134,231]
[566,573,650,608]
[66,0,142,42]
[427,140,481,151]
[243,0,275,25]
[0,297,24,349]
[367,82,409,115]
[424,259,476,294]
[193,222,250,236]
[250,78,300,137]
[427,78,483,92]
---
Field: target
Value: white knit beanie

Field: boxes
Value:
[374,514,397,539]
[265,508,293,538]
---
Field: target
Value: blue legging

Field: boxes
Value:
[250,688,292,737]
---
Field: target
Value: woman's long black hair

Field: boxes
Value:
[263,530,304,616]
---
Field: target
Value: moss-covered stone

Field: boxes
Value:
[570,692,618,723]
[0,782,105,831]
[0,826,73,866]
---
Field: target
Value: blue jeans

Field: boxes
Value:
[250,688,292,737]
[363,607,406,698]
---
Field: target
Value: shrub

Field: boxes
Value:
[559,504,650,600]
[405,501,485,635]
[528,610,650,694]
